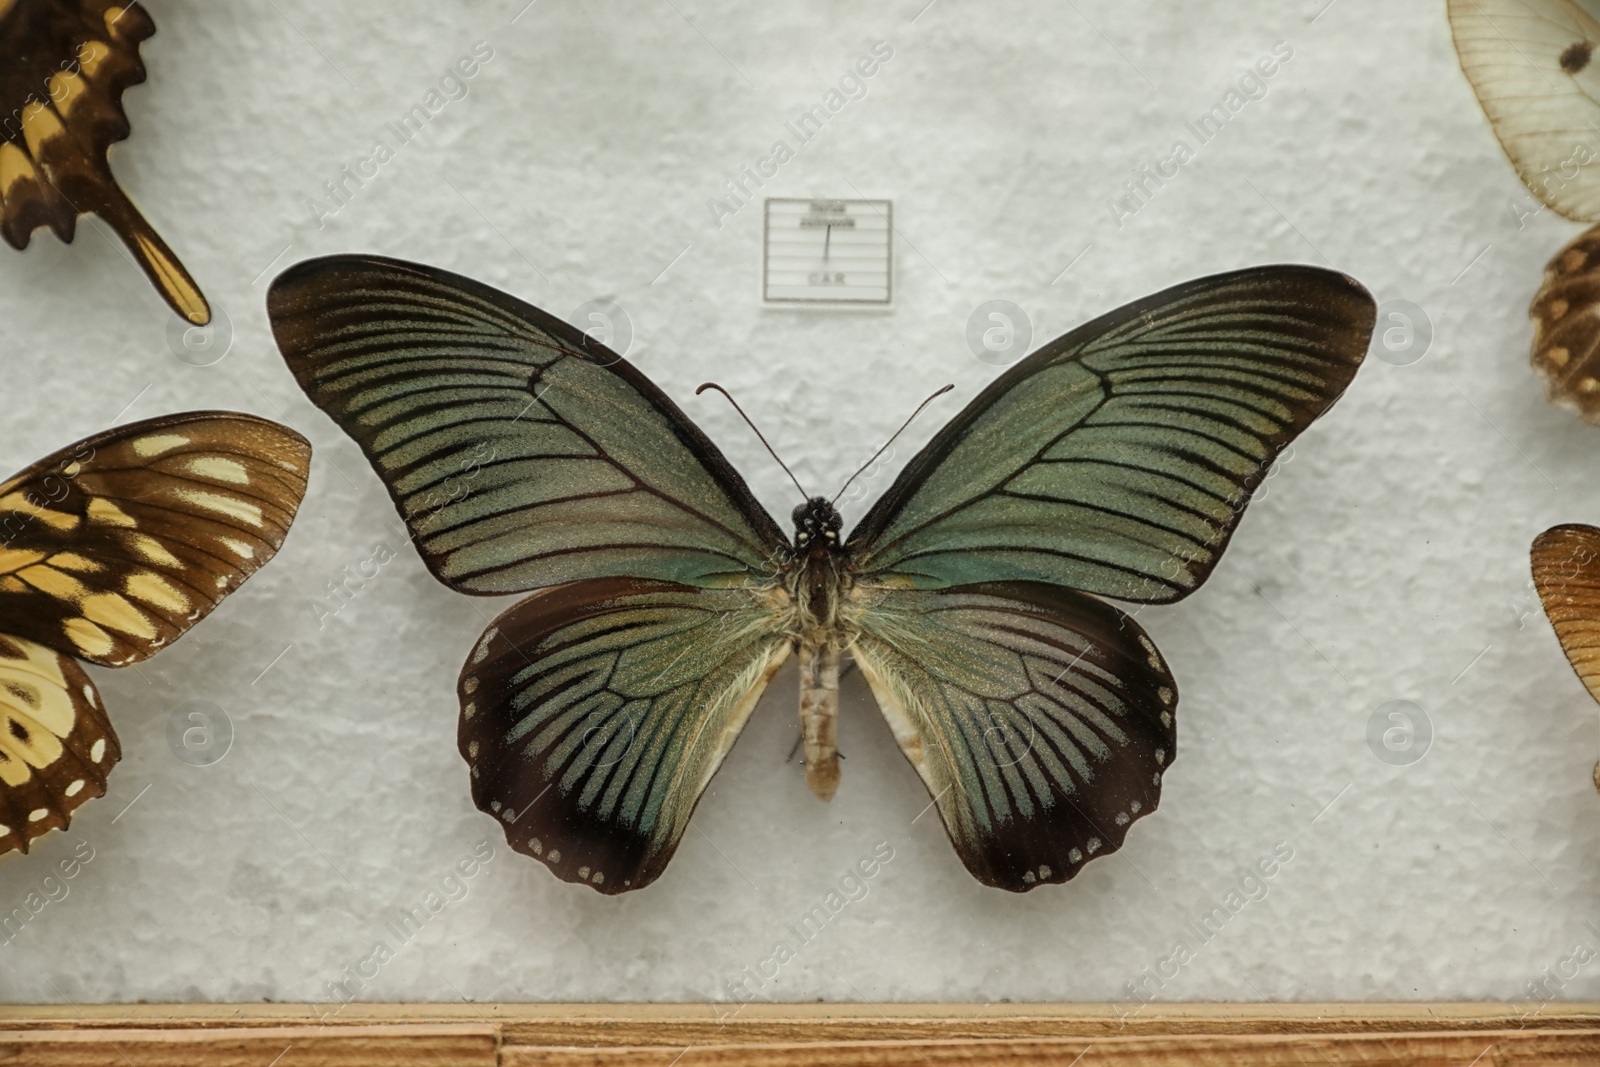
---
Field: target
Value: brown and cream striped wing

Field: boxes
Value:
[1532,523,1600,705]
[0,632,117,855]
[1531,225,1600,424]
[0,411,310,667]
[0,0,208,323]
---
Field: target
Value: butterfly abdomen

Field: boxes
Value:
[798,641,840,801]
[785,496,855,801]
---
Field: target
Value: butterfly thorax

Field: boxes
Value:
[784,497,852,643]
[784,496,853,802]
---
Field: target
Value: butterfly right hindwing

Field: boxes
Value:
[0,633,117,855]
[0,0,210,323]
[459,578,792,893]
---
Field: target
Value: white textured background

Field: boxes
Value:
[1,0,1597,1006]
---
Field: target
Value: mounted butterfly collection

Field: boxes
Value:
[1449,0,1600,421]
[268,255,1375,894]
[0,0,209,324]
[0,412,309,857]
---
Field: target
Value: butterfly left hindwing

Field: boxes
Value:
[0,411,310,855]
[1531,226,1600,422]
[850,582,1176,891]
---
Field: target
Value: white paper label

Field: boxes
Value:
[763,198,892,305]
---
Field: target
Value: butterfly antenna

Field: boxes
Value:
[696,382,810,499]
[831,383,954,506]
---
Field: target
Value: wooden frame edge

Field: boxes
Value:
[2,1003,1599,1065]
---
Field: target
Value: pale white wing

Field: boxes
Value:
[1449,0,1600,220]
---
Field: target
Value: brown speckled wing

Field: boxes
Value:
[1531,225,1600,423]
[0,0,208,324]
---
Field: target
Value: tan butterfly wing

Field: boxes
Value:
[1532,524,1600,706]
[0,633,117,855]
[0,0,208,323]
[1448,0,1600,222]
[0,411,311,667]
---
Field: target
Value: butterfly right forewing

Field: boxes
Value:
[0,412,311,667]
[269,255,788,595]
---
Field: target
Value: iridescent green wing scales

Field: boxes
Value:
[459,578,792,893]
[848,582,1175,891]
[842,267,1373,890]
[848,266,1375,602]
[269,255,788,595]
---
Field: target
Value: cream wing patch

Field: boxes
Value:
[0,633,119,857]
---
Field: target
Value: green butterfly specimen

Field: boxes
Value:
[269,256,1374,894]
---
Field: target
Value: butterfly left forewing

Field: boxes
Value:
[848,266,1374,603]
[0,411,310,666]
[1532,523,1600,703]
[460,577,792,893]
[847,581,1176,891]
[0,633,117,856]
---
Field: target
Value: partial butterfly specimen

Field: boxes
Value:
[1449,0,1600,421]
[269,255,1374,894]
[0,412,309,856]
[0,0,209,324]
[1531,523,1600,790]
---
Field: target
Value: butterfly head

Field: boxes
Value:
[792,496,842,552]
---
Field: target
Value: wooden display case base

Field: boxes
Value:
[1,1003,1597,1065]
